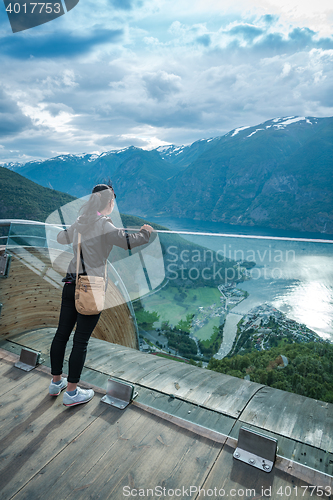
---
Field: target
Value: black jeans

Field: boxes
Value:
[50,283,101,383]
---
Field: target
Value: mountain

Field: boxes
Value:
[3,116,333,233]
[0,165,168,229]
[0,166,75,221]
[156,136,220,168]
[1,167,240,291]
[3,137,221,198]
[162,116,333,233]
[4,148,140,198]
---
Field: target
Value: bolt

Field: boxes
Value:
[249,458,255,464]
[234,452,240,458]
[263,465,271,471]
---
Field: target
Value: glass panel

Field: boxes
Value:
[45,201,166,305]
[136,230,333,377]
[5,217,333,405]
[6,222,47,248]
[0,224,10,246]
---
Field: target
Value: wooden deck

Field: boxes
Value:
[1,348,332,500]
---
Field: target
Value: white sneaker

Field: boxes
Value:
[49,377,68,396]
[63,387,94,407]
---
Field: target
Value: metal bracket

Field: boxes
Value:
[233,426,277,473]
[15,348,43,371]
[0,249,11,278]
[101,378,137,410]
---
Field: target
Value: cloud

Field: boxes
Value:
[260,14,279,25]
[213,25,333,59]
[108,0,138,10]
[0,28,123,59]
[143,71,182,101]
[0,0,333,163]
[227,24,264,41]
[196,34,211,46]
[0,88,32,137]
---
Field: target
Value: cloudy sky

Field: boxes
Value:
[0,0,332,162]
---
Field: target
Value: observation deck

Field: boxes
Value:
[0,220,332,499]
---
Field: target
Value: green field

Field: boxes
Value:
[141,285,222,342]
[193,317,221,341]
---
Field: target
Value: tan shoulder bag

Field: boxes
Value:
[74,232,107,315]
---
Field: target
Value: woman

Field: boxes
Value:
[49,183,153,406]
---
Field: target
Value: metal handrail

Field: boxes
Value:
[1,218,333,242]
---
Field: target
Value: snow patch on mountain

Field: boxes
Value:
[231,126,251,137]
[273,116,306,128]
[157,145,174,153]
[270,116,315,129]
[247,129,264,138]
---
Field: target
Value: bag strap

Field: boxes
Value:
[76,231,108,284]
[75,232,81,288]
[101,216,109,281]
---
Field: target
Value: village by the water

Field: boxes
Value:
[138,278,324,363]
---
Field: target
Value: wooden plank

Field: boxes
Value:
[84,344,135,372]
[135,359,183,386]
[124,357,174,383]
[11,403,145,500]
[87,345,136,368]
[87,336,121,356]
[90,351,171,381]
[0,357,35,397]
[0,368,107,500]
[171,368,218,398]
[83,341,264,418]
[133,399,231,446]
[79,366,109,389]
[9,329,56,350]
[157,364,199,392]
[80,408,221,500]
[135,388,235,439]
[179,370,226,404]
[240,386,333,452]
[135,360,262,418]
[0,367,67,435]
[117,358,174,383]
[1,347,332,500]
[203,376,263,416]
[202,437,332,499]
[124,356,175,380]
[14,405,222,500]
[275,455,333,491]
[136,386,185,413]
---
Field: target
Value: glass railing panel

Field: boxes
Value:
[135,230,333,396]
[0,224,10,246]
[3,217,333,404]
[4,221,141,340]
[6,222,48,248]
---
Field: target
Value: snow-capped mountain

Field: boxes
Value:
[2,116,333,233]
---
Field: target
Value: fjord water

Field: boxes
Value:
[148,215,333,340]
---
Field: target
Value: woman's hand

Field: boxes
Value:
[140,224,154,234]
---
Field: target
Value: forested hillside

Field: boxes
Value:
[0,166,75,222]
[208,342,333,403]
